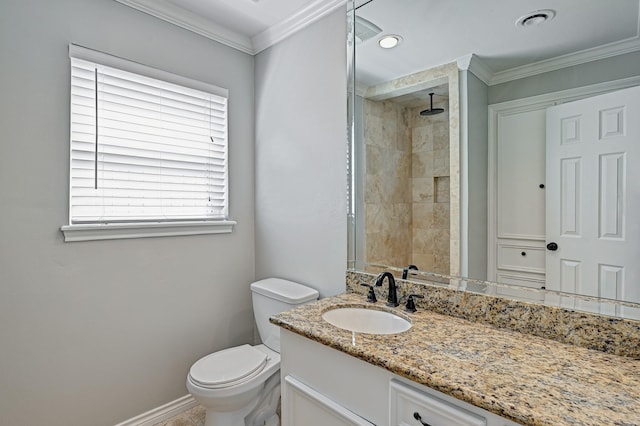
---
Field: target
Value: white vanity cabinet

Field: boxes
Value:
[280,329,521,426]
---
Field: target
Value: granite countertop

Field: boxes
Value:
[270,292,640,426]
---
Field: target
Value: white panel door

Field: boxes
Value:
[546,85,640,317]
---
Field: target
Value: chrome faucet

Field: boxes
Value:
[374,272,398,307]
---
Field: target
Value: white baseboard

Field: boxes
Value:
[114,394,198,426]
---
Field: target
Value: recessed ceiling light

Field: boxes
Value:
[378,35,402,49]
[515,9,556,28]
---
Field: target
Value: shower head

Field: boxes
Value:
[420,93,445,116]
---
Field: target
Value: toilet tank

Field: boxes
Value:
[251,278,319,353]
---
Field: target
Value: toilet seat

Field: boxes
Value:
[188,344,268,389]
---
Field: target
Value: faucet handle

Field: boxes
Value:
[404,294,424,313]
[360,283,377,303]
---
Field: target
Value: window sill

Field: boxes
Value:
[60,220,236,242]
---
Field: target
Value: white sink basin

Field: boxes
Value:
[322,307,411,334]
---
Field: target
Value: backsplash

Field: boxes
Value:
[347,270,640,359]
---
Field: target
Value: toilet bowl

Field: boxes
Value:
[186,278,319,426]
[187,344,281,426]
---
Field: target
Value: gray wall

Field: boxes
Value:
[463,71,489,280]
[489,50,640,104]
[0,1,256,425]
[254,8,348,297]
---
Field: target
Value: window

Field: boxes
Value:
[61,45,235,241]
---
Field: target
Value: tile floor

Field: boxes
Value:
[156,404,205,426]
[157,399,280,425]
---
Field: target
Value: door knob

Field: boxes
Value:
[546,242,558,251]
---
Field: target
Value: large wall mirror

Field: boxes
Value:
[347,0,640,319]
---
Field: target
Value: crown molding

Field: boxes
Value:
[114,0,253,54]
[252,0,348,54]
[456,54,473,70]
[456,36,640,87]
[457,54,493,85]
[467,55,493,86]
[455,14,640,88]
[455,36,640,87]
[115,0,347,55]
[489,35,640,86]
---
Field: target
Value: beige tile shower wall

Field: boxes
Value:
[364,99,412,267]
[410,99,450,274]
[364,62,460,276]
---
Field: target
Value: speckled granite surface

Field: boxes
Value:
[271,292,640,426]
[348,270,640,358]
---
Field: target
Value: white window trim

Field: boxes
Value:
[61,220,236,242]
[62,45,235,242]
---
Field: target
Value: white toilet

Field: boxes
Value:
[187,278,319,426]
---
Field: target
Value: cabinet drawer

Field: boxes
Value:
[497,243,545,274]
[495,273,545,302]
[390,379,486,426]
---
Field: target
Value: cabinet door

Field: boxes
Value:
[496,109,546,240]
[390,379,486,426]
[489,106,547,283]
[283,375,374,426]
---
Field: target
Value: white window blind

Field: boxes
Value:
[68,45,228,225]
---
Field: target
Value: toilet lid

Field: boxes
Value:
[189,345,268,389]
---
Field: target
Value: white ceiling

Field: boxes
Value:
[356,0,640,87]
[115,0,640,86]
